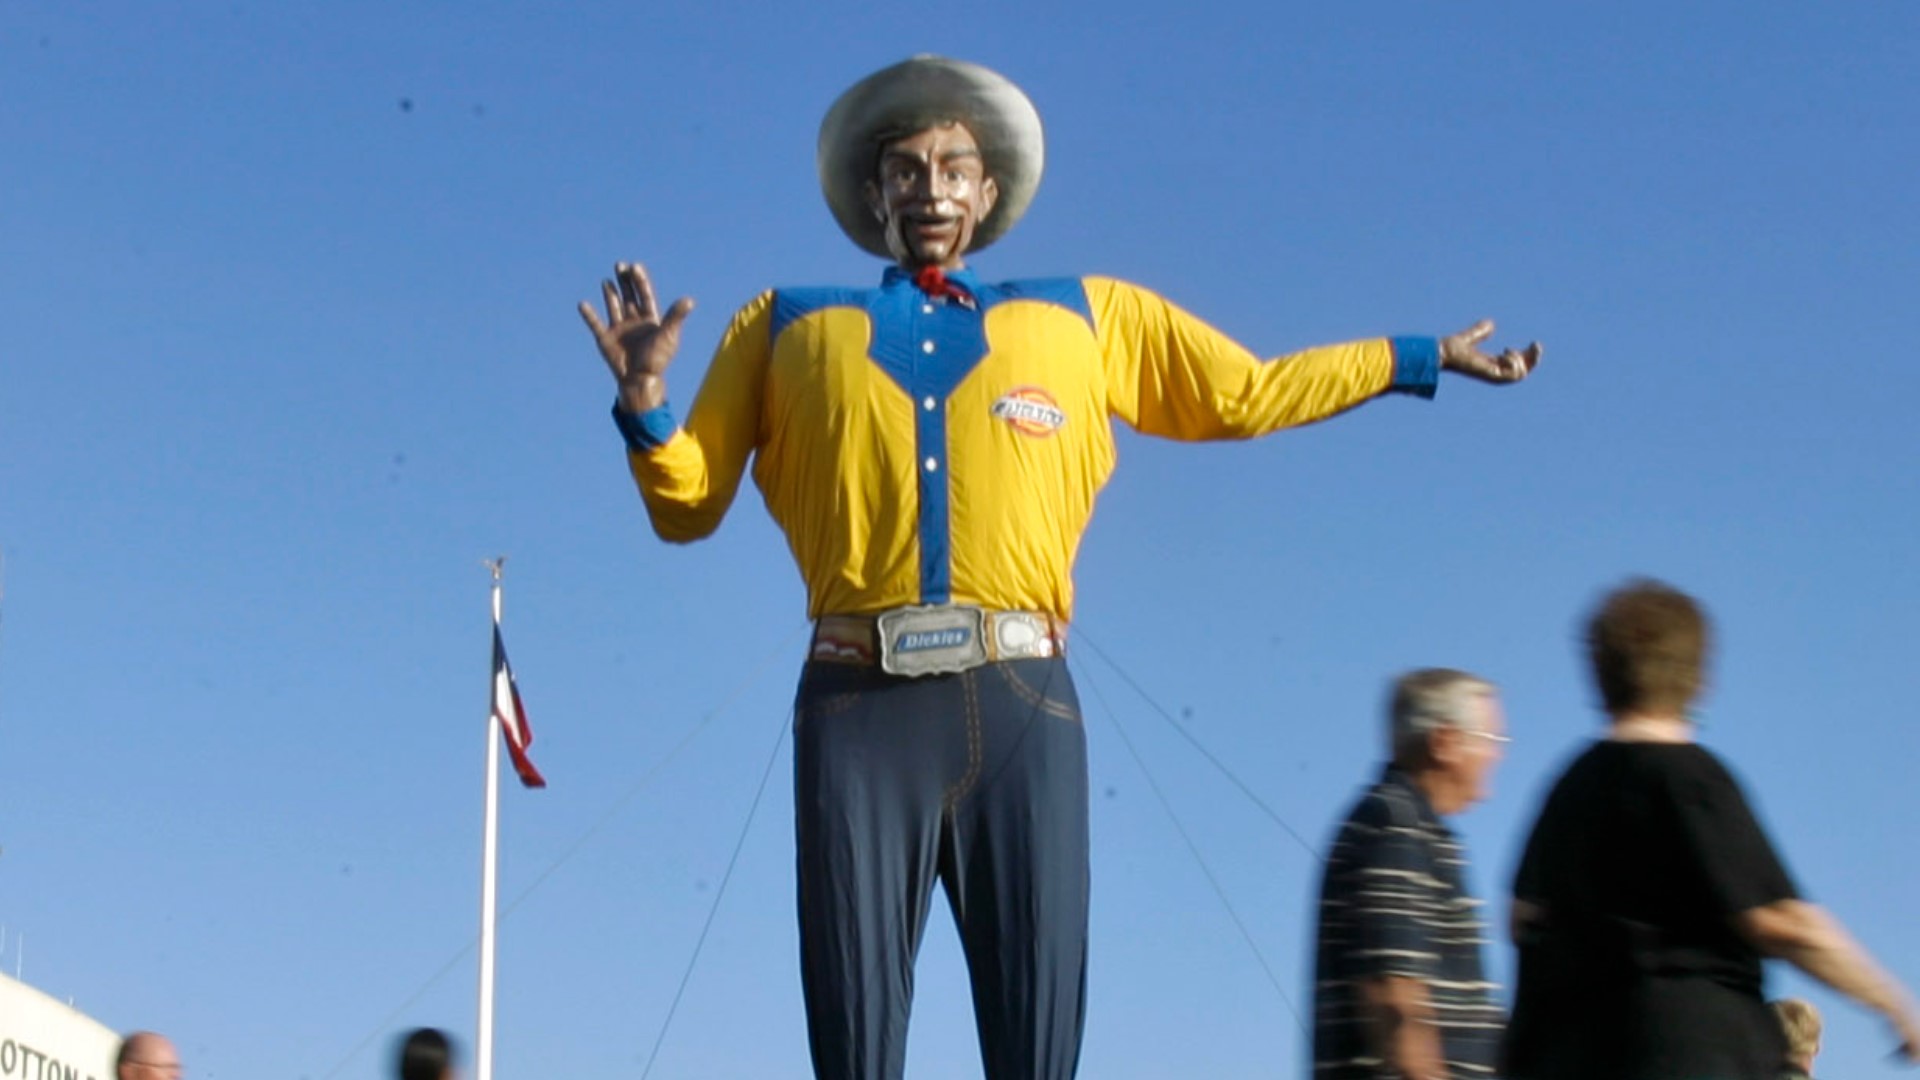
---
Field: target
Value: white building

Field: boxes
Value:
[0,973,118,1080]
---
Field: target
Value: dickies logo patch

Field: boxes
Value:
[991,387,1067,437]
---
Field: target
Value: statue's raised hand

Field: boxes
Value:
[578,262,695,413]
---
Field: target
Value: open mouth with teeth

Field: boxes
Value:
[895,211,964,259]
[908,213,959,235]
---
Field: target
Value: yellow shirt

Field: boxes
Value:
[620,267,1437,620]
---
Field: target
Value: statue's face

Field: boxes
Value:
[864,121,999,270]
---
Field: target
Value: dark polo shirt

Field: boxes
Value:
[1312,766,1503,1078]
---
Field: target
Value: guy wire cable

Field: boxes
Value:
[1071,653,1307,1036]
[498,621,810,920]
[1075,625,1322,863]
[317,621,809,1080]
[639,700,791,1079]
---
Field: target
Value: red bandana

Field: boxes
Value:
[914,265,973,304]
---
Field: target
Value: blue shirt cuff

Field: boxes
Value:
[611,401,678,451]
[1388,337,1440,399]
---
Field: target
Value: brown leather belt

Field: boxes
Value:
[811,607,1069,667]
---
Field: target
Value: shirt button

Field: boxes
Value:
[921,340,936,354]
[922,304,935,314]
[922,396,937,411]
[924,457,940,473]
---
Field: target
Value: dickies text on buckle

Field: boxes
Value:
[877,605,988,677]
[811,605,1067,676]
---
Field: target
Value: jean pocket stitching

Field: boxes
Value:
[995,663,1080,722]
[943,670,985,807]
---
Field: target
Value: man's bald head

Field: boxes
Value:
[116,1032,181,1080]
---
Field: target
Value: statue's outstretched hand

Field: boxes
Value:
[578,262,695,413]
[1440,319,1541,385]
[1891,1006,1920,1064]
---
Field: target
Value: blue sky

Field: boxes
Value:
[4,1,1918,1077]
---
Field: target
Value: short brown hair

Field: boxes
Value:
[1771,998,1821,1059]
[1585,579,1709,715]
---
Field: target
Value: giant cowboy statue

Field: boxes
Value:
[580,56,1539,1080]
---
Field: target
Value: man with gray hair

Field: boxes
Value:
[1312,669,1510,1079]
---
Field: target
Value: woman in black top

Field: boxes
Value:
[1504,580,1920,1080]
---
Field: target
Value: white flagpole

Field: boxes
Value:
[477,558,505,1080]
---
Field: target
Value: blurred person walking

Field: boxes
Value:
[1312,669,1510,1079]
[1504,579,1920,1080]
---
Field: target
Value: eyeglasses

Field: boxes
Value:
[1462,729,1512,745]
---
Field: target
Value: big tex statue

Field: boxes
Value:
[580,55,1539,1080]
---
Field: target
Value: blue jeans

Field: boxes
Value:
[793,656,1090,1080]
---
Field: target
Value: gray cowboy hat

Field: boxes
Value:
[817,55,1045,259]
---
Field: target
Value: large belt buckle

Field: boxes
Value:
[875,604,989,678]
[990,612,1055,660]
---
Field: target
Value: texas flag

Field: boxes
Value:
[492,625,547,789]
